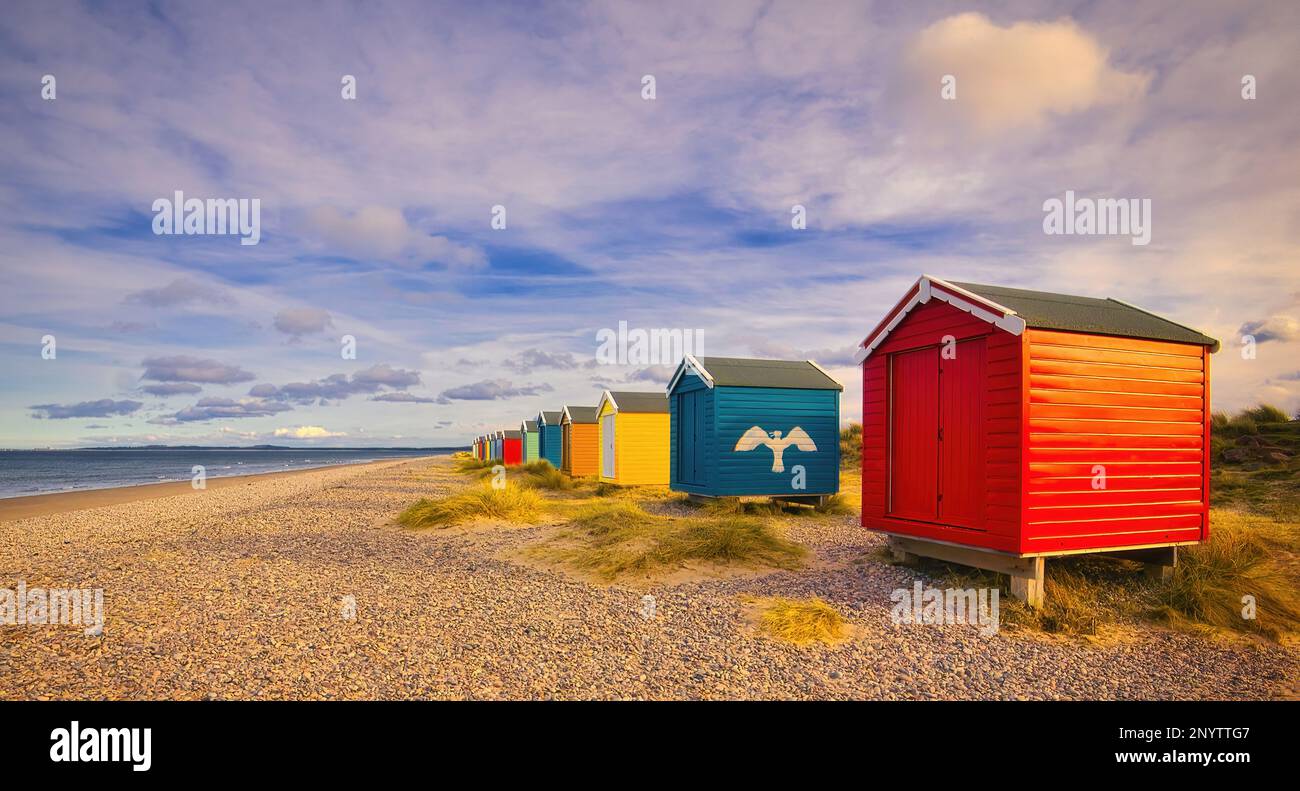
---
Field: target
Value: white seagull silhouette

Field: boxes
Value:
[733,426,818,473]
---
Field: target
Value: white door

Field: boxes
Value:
[602,414,616,478]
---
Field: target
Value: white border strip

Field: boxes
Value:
[855,276,1025,364]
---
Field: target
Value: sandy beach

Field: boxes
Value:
[1,455,1295,700]
[0,461,393,523]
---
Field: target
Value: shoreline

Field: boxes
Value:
[0,457,438,522]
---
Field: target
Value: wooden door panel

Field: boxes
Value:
[889,346,939,520]
[939,338,987,529]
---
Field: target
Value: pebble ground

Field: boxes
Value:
[1,457,1295,700]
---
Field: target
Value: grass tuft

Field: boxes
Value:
[1242,404,1291,424]
[532,501,807,579]
[840,422,862,470]
[1151,512,1300,639]
[398,484,543,529]
[752,596,848,645]
[454,455,495,473]
[518,460,573,490]
[702,497,787,516]
[813,493,854,515]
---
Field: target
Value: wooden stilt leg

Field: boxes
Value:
[1009,557,1045,609]
[887,538,919,564]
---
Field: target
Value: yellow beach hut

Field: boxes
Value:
[596,390,670,485]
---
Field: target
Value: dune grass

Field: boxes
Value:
[750,596,849,645]
[701,497,791,517]
[697,493,851,518]
[840,422,862,470]
[454,455,495,474]
[813,493,854,515]
[398,483,544,529]
[1152,510,1300,639]
[516,460,574,490]
[532,500,807,579]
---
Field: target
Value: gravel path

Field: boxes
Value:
[1,456,1295,700]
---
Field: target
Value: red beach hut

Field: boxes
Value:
[855,276,1219,606]
[502,429,523,466]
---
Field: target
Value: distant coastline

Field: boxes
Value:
[0,447,452,499]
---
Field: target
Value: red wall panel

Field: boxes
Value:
[1019,329,1209,554]
[503,437,522,466]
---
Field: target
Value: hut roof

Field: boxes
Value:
[670,355,843,392]
[600,391,669,413]
[563,406,599,423]
[950,281,1220,351]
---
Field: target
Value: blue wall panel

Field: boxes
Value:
[671,377,839,496]
[538,423,563,467]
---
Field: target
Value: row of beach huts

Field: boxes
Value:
[466,276,1221,606]
[471,355,843,497]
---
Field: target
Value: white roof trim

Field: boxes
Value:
[596,389,618,414]
[855,275,1025,364]
[805,359,844,389]
[562,406,574,423]
[666,353,714,393]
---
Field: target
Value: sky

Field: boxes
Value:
[0,0,1297,448]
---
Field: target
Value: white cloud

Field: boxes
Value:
[303,206,485,270]
[274,307,334,338]
[904,13,1149,133]
[272,425,347,439]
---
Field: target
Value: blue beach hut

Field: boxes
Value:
[667,355,842,500]
[536,410,564,468]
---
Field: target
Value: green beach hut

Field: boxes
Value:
[521,419,540,463]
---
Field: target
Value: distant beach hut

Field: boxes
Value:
[492,431,502,462]
[502,430,523,466]
[667,355,842,501]
[561,406,600,477]
[853,276,1219,607]
[536,410,564,468]
[521,419,540,463]
[473,436,481,460]
[596,390,669,485]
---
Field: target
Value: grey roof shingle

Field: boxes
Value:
[539,410,563,425]
[523,420,537,431]
[606,391,668,413]
[691,356,843,390]
[563,406,599,423]
[503,430,521,439]
[950,281,1220,352]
